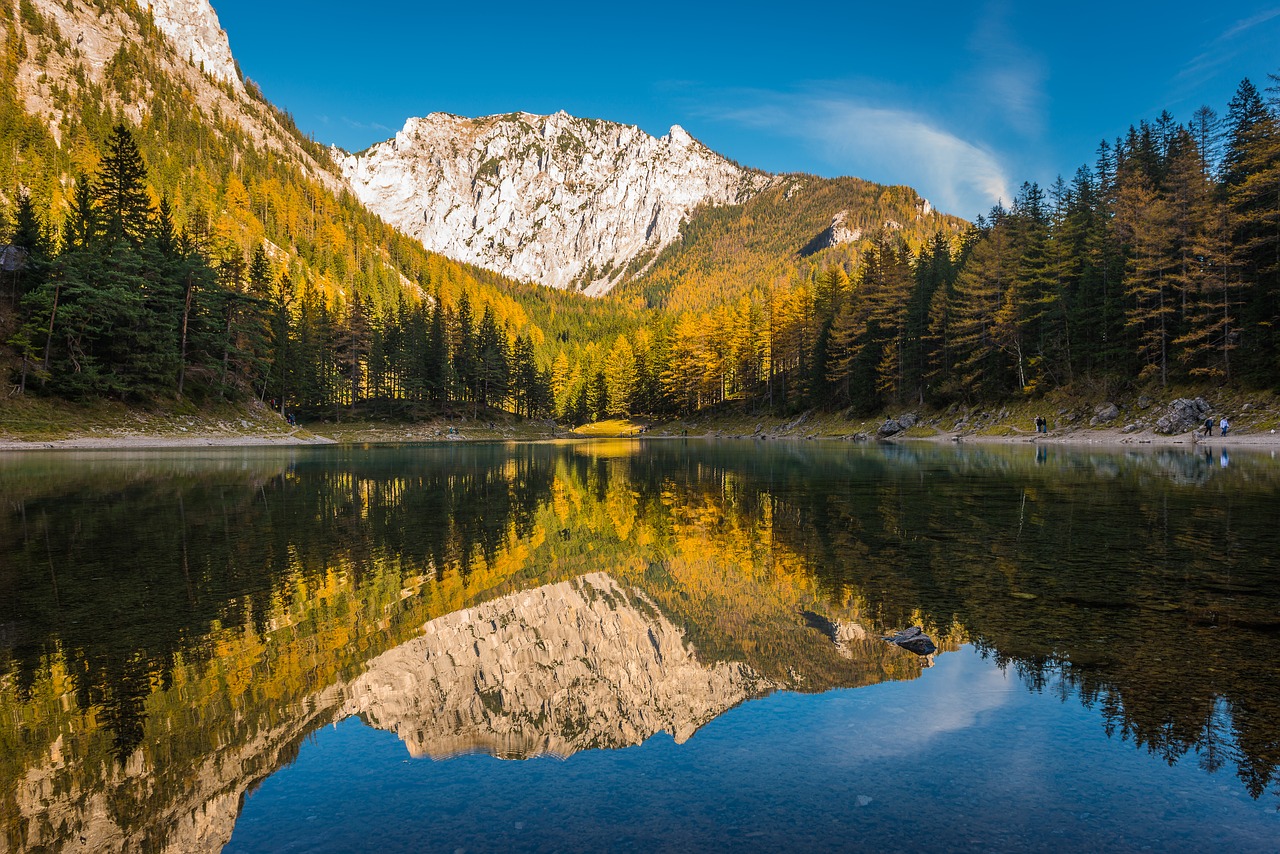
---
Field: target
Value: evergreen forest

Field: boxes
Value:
[1,0,1278,423]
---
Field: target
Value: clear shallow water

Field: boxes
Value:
[2,441,1279,852]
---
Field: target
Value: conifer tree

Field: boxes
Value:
[425,293,449,404]
[511,334,538,417]
[604,334,637,415]
[1224,77,1280,383]
[476,305,509,412]
[453,291,477,405]
[95,123,152,247]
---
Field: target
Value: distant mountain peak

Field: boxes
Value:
[337,110,776,294]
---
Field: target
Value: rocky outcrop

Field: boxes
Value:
[1090,402,1121,426]
[8,572,913,852]
[136,0,241,89]
[12,685,345,854]
[801,209,863,256]
[1155,397,1212,435]
[878,419,904,438]
[336,112,775,294]
[342,573,775,759]
[17,0,330,186]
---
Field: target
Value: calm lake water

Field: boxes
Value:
[2,440,1279,852]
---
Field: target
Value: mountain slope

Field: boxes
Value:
[621,175,965,312]
[2,0,628,381]
[338,111,775,294]
[338,110,968,303]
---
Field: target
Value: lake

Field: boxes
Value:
[2,440,1279,852]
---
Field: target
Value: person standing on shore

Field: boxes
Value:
[1203,417,1213,437]
[1220,416,1230,437]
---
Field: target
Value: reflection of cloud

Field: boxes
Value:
[716,94,1011,218]
[819,647,1014,762]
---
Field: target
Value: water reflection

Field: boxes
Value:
[2,441,1279,851]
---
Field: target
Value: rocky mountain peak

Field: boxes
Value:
[337,111,777,294]
[137,0,241,90]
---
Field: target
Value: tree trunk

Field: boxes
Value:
[178,271,194,397]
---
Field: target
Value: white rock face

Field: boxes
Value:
[137,0,240,89]
[343,572,774,759]
[337,112,776,294]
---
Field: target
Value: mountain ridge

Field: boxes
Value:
[336,109,777,295]
[336,108,967,301]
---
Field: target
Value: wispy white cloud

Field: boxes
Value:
[965,1,1048,139]
[713,92,1012,219]
[1177,6,1280,86]
[342,117,395,135]
[1221,7,1280,40]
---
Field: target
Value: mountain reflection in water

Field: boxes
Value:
[1,441,1279,851]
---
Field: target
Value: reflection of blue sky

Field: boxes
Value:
[228,646,1280,852]
[803,646,1015,763]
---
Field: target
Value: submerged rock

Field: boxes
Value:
[885,626,937,656]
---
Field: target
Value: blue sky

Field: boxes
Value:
[211,1,1280,220]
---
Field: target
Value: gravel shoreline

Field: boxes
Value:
[3,424,1279,452]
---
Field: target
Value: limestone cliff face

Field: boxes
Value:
[137,0,240,89]
[336,112,776,294]
[343,572,776,759]
[13,0,334,189]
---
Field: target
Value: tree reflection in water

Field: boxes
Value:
[1,440,1278,850]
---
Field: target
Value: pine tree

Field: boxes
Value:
[951,211,1018,397]
[1224,77,1280,384]
[475,305,509,412]
[453,291,477,405]
[95,123,153,247]
[425,292,449,405]
[265,271,295,414]
[1116,167,1177,386]
[511,334,538,417]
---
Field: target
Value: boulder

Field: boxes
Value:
[897,412,919,429]
[1090,402,1120,425]
[1154,397,1212,435]
[885,626,937,656]
[877,419,903,438]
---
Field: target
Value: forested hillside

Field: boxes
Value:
[605,77,1280,416]
[1,0,1276,424]
[0,0,638,416]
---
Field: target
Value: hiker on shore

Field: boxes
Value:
[1220,416,1230,437]
[1203,417,1213,437]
